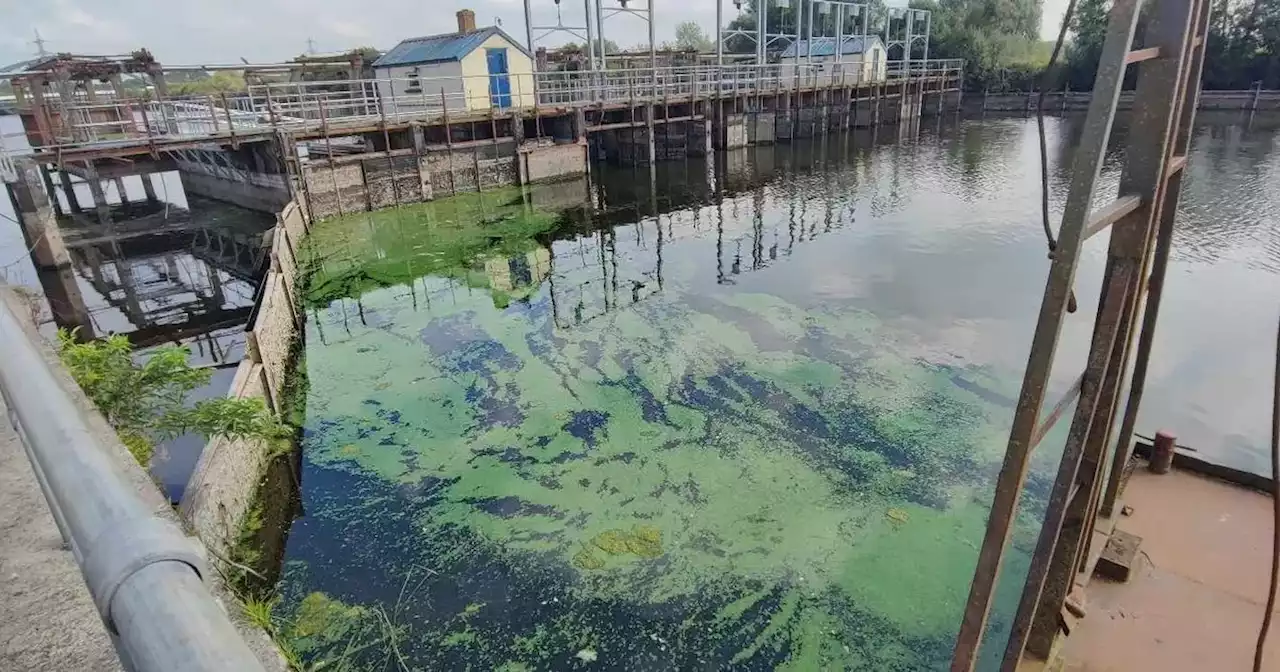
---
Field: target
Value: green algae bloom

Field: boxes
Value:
[281,168,1062,670]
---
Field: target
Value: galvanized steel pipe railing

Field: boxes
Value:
[0,297,266,672]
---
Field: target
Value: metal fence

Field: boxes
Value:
[0,292,266,672]
[16,60,963,153]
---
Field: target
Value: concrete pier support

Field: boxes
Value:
[748,112,776,145]
[58,171,82,213]
[39,166,64,217]
[6,160,93,335]
[141,174,159,202]
[82,164,113,228]
[8,162,72,269]
[112,177,129,205]
[714,107,748,150]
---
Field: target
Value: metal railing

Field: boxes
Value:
[16,60,963,152]
[0,293,265,671]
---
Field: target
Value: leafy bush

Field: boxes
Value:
[57,329,288,465]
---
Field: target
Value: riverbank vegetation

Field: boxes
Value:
[56,330,286,466]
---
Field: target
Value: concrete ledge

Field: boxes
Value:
[0,287,286,672]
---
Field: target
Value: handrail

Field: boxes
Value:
[13,60,964,153]
[0,294,266,672]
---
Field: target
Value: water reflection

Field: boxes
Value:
[283,110,1280,671]
[1,112,275,499]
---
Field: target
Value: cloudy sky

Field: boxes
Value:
[0,0,1069,67]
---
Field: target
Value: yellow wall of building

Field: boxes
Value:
[460,34,536,111]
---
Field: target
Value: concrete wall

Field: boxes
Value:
[182,201,307,561]
[300,138,577,221]
[375,62,465,113]
[518,141,587,184]
[0,287,288,672]
[460,34,536,111]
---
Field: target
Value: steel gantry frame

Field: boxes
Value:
[949,0,1210,666]
[715,0,927,67]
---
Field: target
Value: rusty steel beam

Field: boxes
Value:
[1003,260,1136,668]
[1006,0,1204,662]
[1032,373,1085,449]
[947,0,1148,668]
[1103,0,1212,519]
[1072,0,1209,568]
[1082,194,1143,241]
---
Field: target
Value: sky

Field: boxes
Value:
[0,0,1070,68]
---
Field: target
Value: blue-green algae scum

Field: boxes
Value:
[280,130,1069,671]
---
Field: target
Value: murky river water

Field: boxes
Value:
[278,111,1280,670]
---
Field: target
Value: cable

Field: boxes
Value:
[0,229,47,272]
[1036,0,1080,314]
[1255,314,1280,672]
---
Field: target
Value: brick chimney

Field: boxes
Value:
[456,9,477,33]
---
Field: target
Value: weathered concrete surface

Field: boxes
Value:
[0,287,287,672]
[0,394,121,672]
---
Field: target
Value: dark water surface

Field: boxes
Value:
[281,111,1280,670]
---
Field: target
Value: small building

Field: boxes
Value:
[373,10,534,113]
[779,36,888,84]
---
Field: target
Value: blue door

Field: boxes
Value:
[486,48,512,109]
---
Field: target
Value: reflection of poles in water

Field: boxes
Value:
[751,184,764,270]
[609,229,618,304]
[732,239,742,275]
[715,157,726,285]
[312,308,326,345]
[356,297,366,326]
[548,243,559,325]
[596,230,609,311]
[650,162,662,291]
[339,297,351,336]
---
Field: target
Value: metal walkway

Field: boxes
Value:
[8,60,961,162]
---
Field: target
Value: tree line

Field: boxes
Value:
[920,0,1278,90]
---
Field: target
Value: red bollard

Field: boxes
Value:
[1149,430,1176,474]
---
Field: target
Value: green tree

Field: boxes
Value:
[57,330,287,465]
[912,0,1049,90]
[170,71,247,96]
[675,21,715,52]
[1061,0,1109,90]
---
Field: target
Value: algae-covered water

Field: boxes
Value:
[276,113,1280,670]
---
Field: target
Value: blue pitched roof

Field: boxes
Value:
[373,27,531,68]
[780,36,883,59]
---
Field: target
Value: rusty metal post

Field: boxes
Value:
[220,93,237,147]
[264,84,279,129]
[1149,431,1176,473]
[1103,0,1211,518]
[948,0,1149,668]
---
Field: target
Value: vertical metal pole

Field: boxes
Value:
[717,0,724,67]
[836,4,844,68]
[585,0,598,70]
[807,1,816,67]
[525,0,537,64]
[596,0,607,69]
[905,9,912,78]
[923,11,930,63]
[649,0,657,73]
[760,0,769,65]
